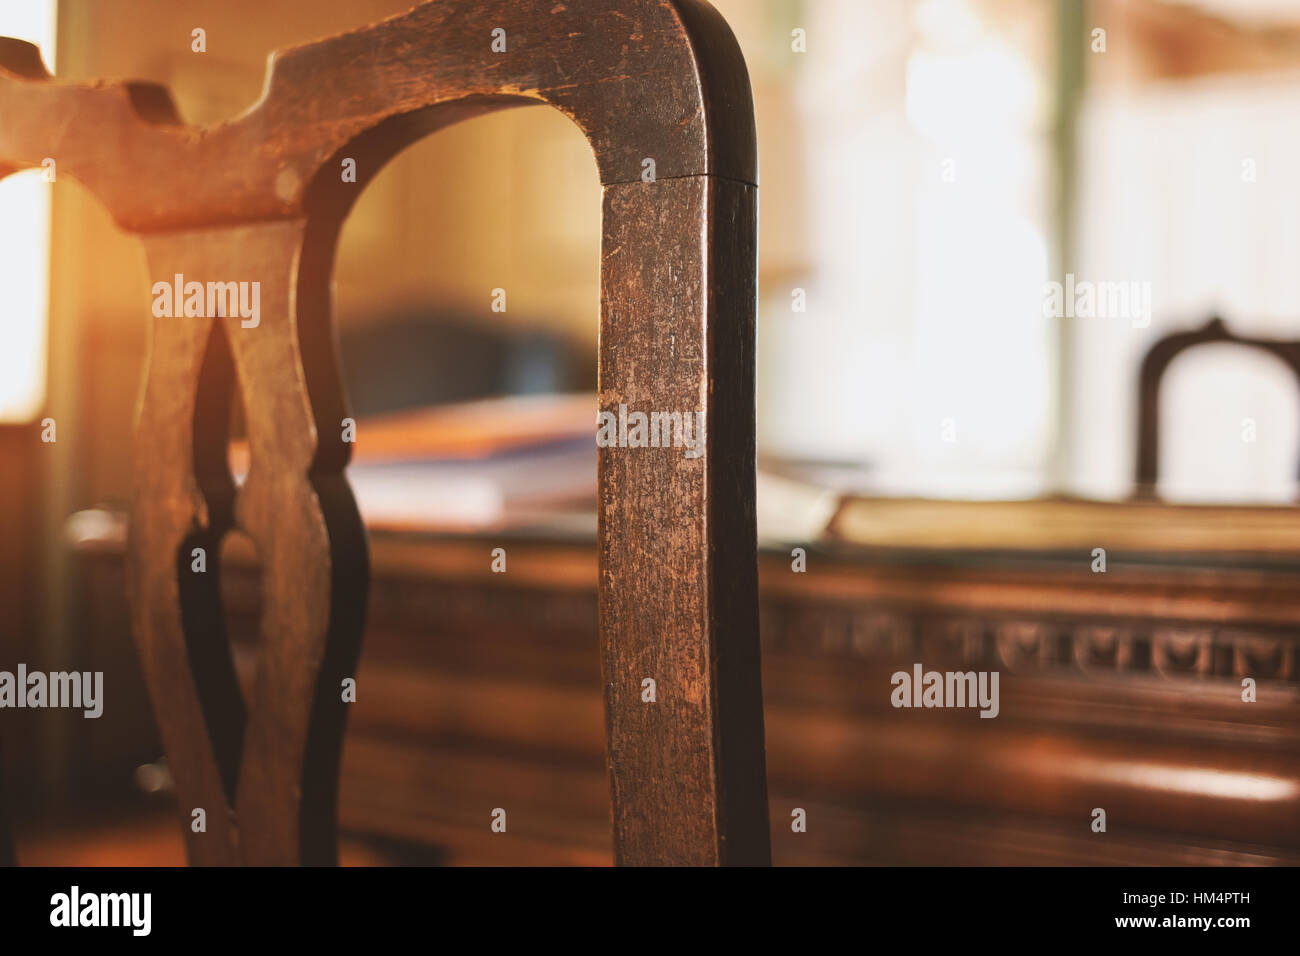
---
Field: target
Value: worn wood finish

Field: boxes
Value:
[1,0,766,865]
[1136,316,1300,497]
[600,176,768,864]
[125,222,370,866]
[0,3,755,231]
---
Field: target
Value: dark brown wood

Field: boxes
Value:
[0,0,766,865]
[0,2,755,231]
[69,520,1300,864]
[0,754,13,866]
[1136,315,1300,496]
[599,176,768,864]
[0,422,42,867]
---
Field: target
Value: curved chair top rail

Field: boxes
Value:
[1135,315,1300,494]
[0,0,755,232]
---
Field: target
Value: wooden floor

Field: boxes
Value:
[13,807,439,866]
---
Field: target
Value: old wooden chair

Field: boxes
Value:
[0,0,769,865]
[1136,315,1300,498]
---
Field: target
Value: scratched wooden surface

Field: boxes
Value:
[0,0,767,865]
[600,176,768,864]
[0,1,756,230]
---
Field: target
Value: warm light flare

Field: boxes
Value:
[0,2,57,423]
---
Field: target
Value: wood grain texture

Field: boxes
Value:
[124,223,369,866]
[1,0,765,865]
[599,176,768,864]
[0,0,756,231]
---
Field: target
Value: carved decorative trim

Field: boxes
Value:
[761,603,1299,684]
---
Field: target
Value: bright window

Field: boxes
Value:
[0,2,57,422]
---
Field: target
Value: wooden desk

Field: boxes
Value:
[68,502,1300,865]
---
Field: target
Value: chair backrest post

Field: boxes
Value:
[1136,315,1300,500]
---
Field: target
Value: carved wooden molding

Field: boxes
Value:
[764,603,1299,684]
[0,0,768,866]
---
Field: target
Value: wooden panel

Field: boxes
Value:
[70,527,1300,864]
